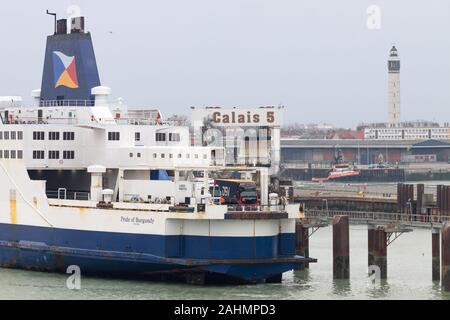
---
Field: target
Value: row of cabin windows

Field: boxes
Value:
[0,131,23,140]
[128,152,208,160]
[156,133,165,142]
[155,133,181,142]
[64,132,75,140]
[151,153,207,160]
[108,132,120,141]
[0,150,23,159]
[33,131,75,141]
[130,153,142,158]
[49,132,59,140]
[110,132,182,142]
[33,150,75,160]
[170,133,181,142]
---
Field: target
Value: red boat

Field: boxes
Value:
[312,164,360,182]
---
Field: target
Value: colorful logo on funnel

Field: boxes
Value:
[53,51,79,89]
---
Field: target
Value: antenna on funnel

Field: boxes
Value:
[46,10,57,34]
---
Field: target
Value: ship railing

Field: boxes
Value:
[39,100,95,107]
[115,118,189,126]
[46,190,90,201]
[226,204,289,213]
[5,117,79,125]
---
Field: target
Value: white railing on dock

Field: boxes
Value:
[305,209,450,227]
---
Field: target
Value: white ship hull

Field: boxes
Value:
[0,160,306,284]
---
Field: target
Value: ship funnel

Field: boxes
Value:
[40,15,101,105]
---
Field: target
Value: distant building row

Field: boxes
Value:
[363,125,450,141]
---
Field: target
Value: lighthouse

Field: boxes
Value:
[388,46,401,127]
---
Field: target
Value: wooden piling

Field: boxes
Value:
[397,183,403,212]
[432,228,440,282]
[403,184,411,214]
[443,185,447,215]
[443,187,448,216]
[408,184,414,215]
[442,223,450,291]
[444,186,448,216]
[436,185,442,211]
[368,225,387,279]
[333,215,350,279]
[437,185,443,214]
[417,184,424,218]
[447,187,450,216]
[295,222,309,270]
[401,184,407,213]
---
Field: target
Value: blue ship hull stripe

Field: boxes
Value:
[0,223,300,282]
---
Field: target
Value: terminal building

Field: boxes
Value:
[280,139,450,165]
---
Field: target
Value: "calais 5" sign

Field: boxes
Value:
[193,109,281,127]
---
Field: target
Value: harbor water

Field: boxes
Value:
[1,225,449,300]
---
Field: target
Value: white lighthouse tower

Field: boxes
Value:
[388,46,401,127]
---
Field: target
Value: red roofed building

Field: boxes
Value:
[329,130,365,140]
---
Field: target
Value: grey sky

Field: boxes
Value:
[1,0,450,127]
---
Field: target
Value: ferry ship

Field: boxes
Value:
[0,15,312,284]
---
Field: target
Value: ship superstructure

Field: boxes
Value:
[0,14,311,284]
